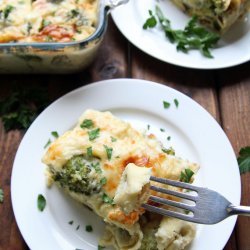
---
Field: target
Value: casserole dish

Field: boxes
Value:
[0,0,127,74]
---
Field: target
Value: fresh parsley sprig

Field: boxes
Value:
[0,85,49,131]
[143,6,220,58]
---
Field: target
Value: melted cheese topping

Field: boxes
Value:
[42,109,199,250]
[0,0,98,42]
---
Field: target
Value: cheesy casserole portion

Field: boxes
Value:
[0,0,98,42]
[42,109,199,250]
[171,0,250,32]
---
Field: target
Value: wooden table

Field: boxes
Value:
[0,17,249,250]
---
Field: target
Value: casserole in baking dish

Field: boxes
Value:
[0,0,126,73]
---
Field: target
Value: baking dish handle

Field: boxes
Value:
[105,0,129,10]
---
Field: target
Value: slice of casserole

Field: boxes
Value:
[171,0,250,32]
[42,109,199,250]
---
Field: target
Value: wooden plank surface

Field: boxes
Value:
[0,17,249,250]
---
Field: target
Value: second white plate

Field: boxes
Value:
[111,0,250,69]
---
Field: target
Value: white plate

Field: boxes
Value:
[111,0,250,69]
[11,78,240,250]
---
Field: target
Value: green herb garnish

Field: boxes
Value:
[102,193,114,204]
[100,177,107,185]
[87,147,93,158]
[0,85,49,131]
[44,139,51,148]
[163,101,171,109]
[85,225,93,232]
[143,6,220,58]
[68,220,74,225]
[104,145,113,160]
[76,225,80,230]
[111,136,117,142]
[98,246,105,250]
[237,146,250,174]
[39,19,51,32]
[3,5,14,19]
[51,131,59,138]
[167,136,171,141]
[180,168,194,183]
[147,124,150,130]
[162,147,175,155]
[174,99,179,108]
[91,162,102,174]
[160,128,165,132]
[37,194,46,211]
[143,10,157,29]
[88,128,100,141]
[0,188,4,203]
[80,119,94,129]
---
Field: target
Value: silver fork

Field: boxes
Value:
[142,176,250,224]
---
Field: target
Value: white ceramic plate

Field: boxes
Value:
[111,0,250,69]
[11,79,240,250]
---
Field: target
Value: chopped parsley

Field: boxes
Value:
[91,162,102,174]
[100,177,107,185]
[39,19,51,32]
[44,139,51,148]
[68,220,74,225]
[160,128,165,132]
[37,194,46,211]
[98,246,105,250]
[174,98,179,108]
[237,146,250,174]
[88,128,100,141]
[102,193,114,205]
[143,10,157,29]
[80,119,94,129]
[0,85,49,131]
[51,131,59,138]
[76,225,80,230]
[87,147,93,158]
[143,6,220,58]
[3,5,14,19]
[167,136,171,141]
[147,124,150,130]
[0,188,4,203]
[180,168,194,183]
[104,145,113,160]
[163,101,171,109]
[162,147,175,155]
[111,136,117,142]
[85,225,93,232]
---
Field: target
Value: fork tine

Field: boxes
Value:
[142,203,197,223]
[149,195,194,212]
[150,176,199,192]
[150,185,198,202]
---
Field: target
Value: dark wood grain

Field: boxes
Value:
[216,63,250,250]
[0,15,250,250]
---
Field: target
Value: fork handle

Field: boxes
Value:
[227,205,250,216]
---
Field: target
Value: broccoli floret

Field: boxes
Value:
[52,155,102,195]
[139,229,158,250]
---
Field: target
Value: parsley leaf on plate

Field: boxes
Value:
[237,146,250,174]
[37,194,46,211]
